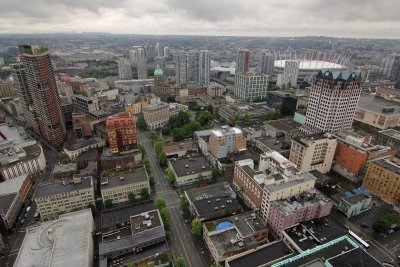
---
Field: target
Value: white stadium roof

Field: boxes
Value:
[274,60,346,70]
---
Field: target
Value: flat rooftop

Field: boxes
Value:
[35,177,93,198]
[0,193,17,215]
[342,193,371,205]
[64,137,104,151]
[293,134,332,147]
[162,141,197,154]
[101,202,154,231]
[378,129,400,141]
[53,163,78,174]
[357,95,400,115]
[326,247,383,267]
[193,195,243,219]
[265,174,316,193]
[99,223,165,257]
[13,209,94,267]
[372,159,400,175]
[185,182,234,203]
[0,174,28,196]
[205,211,266,241]
[284,216,348,252]
[114,242,170,267]
[266,118,302,133]
[130,210,162,235]
[101,171,148,189]
[227,241,293,267]
[271,189,331,216]
[272,236,358,267]
[169,156,212,177]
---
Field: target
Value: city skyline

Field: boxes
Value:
[0,0,399,39]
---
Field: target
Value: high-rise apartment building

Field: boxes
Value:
[363,159,400,207]
[390,55,400,82]
[117,58,133,80]
[258,50,275,76]
[236,48,250,74]
[289,134,337,174]
[234,73,268,101]
[379,54,397,76]
[209,126,247,160]
[10,63,38,132]
[302,70,362,134]
[283,60,299,86]
[175,51,210,86]
[106,112,137,154]
[163,47,170,58]
[15,45,66,148]
[0,80,15,97]
[197,51,210,86]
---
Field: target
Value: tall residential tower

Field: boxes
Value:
[236,48,250,74]
[13,45,66,147]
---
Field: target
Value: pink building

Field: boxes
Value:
[267,189,332,239]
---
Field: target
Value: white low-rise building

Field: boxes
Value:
[63,137,106,161]
[168,156,213,186]
[13,209,94,267]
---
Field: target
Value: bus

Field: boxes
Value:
[349,230,370,249]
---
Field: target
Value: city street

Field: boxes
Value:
[138,130,210,267]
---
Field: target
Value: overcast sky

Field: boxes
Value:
[0,0,399,38]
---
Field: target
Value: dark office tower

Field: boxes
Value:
[10,63,39,133]
[17,45,66,148]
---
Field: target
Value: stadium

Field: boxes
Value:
[273,51,350,80]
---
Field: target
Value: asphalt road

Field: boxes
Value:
[138,130,210,267]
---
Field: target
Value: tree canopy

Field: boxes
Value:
[154,197,167,210]
[191,218,202,236]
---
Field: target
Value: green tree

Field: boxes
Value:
[104,199,113,209]
[211,168,220,179]
[158,152,168,167]
[179,195,189,213]
[232,115,240,125]
[59,152,71,164]
[128,192,135,203]
[139,144,146,156]
[144,158,151,172]
[243,114,250,122]
[154,197,167,210]
[150,132,158,142]
[191,218,202,236]
[166,167,175,183]
[165,230,172,244]
[188,101,201,111]
[149,174,156,188]
[140,188,150,199]
[197,111,213,126]
[155,142,163,156]
[176,256,186,267]
[137,116,146,129]
[160,207,170,224]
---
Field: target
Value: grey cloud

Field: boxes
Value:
[0,0,398,38]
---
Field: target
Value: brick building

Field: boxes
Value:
[332,131,394,182]
[106,112,137,154]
